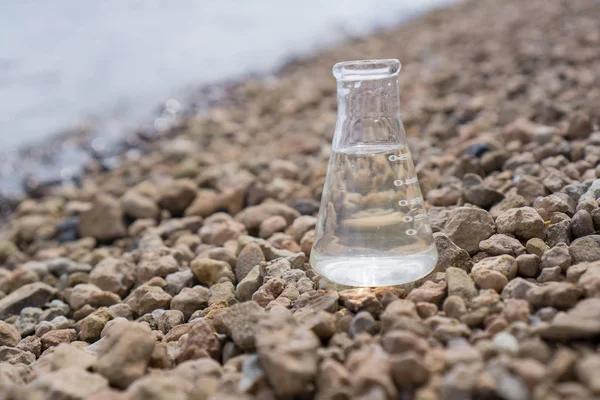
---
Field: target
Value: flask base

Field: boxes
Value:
[310,246,437,287]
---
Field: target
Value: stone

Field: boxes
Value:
[575,354,600,394]
[213,301,266,351]
[547,220,573,247]
[381,330,429,356]
[164,269,195,296]
[433,232,473,272]
[295,290,339,313]
[89,257,136,297]
[380,299,421,333]
[126,374,192,400]
[190,258,235,286]
[40,329,76,350]
[27,367,109,399]
[347,344,396,399]
[121,191,159,219]
[158,179,197,216]
[579,263,600,297]
[66,284,120,310]
[199,214,247,246]
[526,238,549,257]
[13,307,42,336]
[496,207,546,240]
[540,243,572,271]
[471,255,518,291]
[235,243,265,281]
[534,194,576,220]
[446,267,478,300]
[390,351,430,388]
[565,112,592,139]
[0,346,36,364]
[93,321,156,389]
[258,215,287,239]
[538,265,562,282]
[571,209,595,238]
[406,280,447,306]
[443,295,467,319]
[285,215,317,242]
[462,173,504,208]
[516,254,540,277]
[294,310,336,339]
[527,282,583,310]
[444,207,496,255]
[137,253,180,283]
[251,278,285,307]
[339,289,383,316]
[315,359,352,400]
[256,315,319,398]
[0,282,56,319]
[79,193,127,241]
[479,234,526,257]
[208,281,237,306]
[80,308,112,342]
[580,180,600,203]
[540,299,600,340]
[184,189,220,218]
[348,311,379,338]
[170,286,210,320]
[570,236,600,263]
[125,285,172,317]
[235,201,300,232]
[175,319,220,363]
[235,265,263,302]
[501,277,536,300]
[16,336,41,357]
[0,320,21,346]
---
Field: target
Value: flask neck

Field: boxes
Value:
[332,60,404,152]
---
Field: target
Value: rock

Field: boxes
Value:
[534,194,576,220]
[13,307,42,336]
[208,281,237,306]
[347,344,396,399]
[66,283,120,310]
[348,311,379,337]
[496,207,546,240]
[28,367,109,399]
[213,301,266,351]
[527,282,583,309]
[16,336,41,357]
[443,295,467,319]
[294,310,336,339]
[579,263,600,297]
[0,320,21,346]
[444,207,495,255]
[570,236,600,263]
[45,343,96,370]
[526,238,549,257]
[125,285,172,317]
[170,286,210,320]
[540,243,572,271]
[462,173,504,208]
[251,277,285,307]
[235,201,300,232]
[390,351,430,388]
[571,209,595,238]
[89,257,136,297]
[516,254,540,277]
[121,191,159,219]
[479,234,526,257]
[235,243,265,281]
[575,354,600,394]
[235,265,263,302]
[538,265,562,282]
[446,267,478,300]
[155,309,184,334]
[256,315,319,398]
[546,220,573,247]
[93,321,156,389]
[433,232,473,272]
[126,374,192,400]
[40,329,76,350]
[315,359,352,400]
[137,252,180,283]
[501,277,536,300]
[80,308,112,342]
[540,298,600,340]
[565,112,592,139]
[199,214,247,246]
[164,269,195,296]
[258,215,288,239]
[0,346,36,364]
[175,319,220,363]
[406,280,447,306]
[190,258,235,286]
[79,193,127,241]
[184,189,220,218]
[295,290,339,313]
[471,255,518,291]
[285,215,317,242]
[339,289,383,316]
[0,282,56,319]
[158,179,197,216]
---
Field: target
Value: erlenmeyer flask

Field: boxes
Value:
[310,59,438,287]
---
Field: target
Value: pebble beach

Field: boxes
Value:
[1,0,600,398]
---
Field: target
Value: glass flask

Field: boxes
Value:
[310,59,438,287]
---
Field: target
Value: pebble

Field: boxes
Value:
[0,282,56,319]
[79,193,127,241]
[446,267,478,300]
[444,207,496,255]
[571,209,595,237]
[433,232,473,272]
[0,320,21,347]
[496,207,546,240]
[516,254,540,277]
[479,234,526,257]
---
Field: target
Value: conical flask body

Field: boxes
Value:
[310,60,437,287]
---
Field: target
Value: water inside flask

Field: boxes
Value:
[310,59,438,287]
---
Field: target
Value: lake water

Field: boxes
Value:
[0,0,455,195]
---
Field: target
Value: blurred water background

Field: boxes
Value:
[0,0,455,195]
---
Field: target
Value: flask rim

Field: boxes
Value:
[332,59,401,81]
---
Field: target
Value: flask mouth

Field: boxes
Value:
[332,59,401,81]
